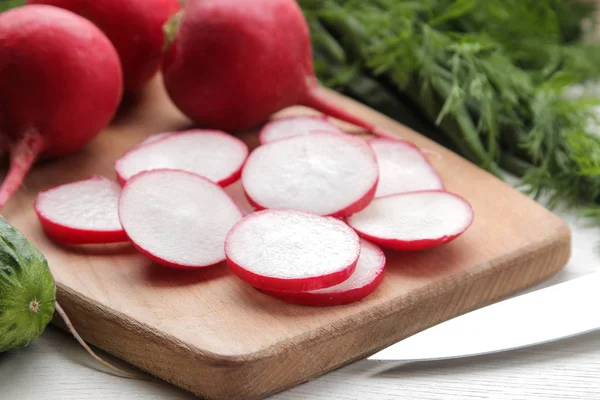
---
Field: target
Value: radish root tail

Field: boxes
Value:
[421,148,443,161]
[0,131,45,210]
[55,302,149,381]
[303,87,397,139]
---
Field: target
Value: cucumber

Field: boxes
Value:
[0,216,55,352]
[0,217,140,378]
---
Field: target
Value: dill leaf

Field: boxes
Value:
[301,0,600,226]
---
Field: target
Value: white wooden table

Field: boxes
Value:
[1,196,599,399]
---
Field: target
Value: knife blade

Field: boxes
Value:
[369,271,600,362]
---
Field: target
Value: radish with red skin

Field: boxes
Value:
[115,130,248,186]
[34,176,127,245]
[370,138,444,197]
[259,116,345,144]
[346,191,474,251]
[29,0,181,92]
[0,5,122,210]
[242,132,379,217]
[225,209,360,292]
[119,169,243,269]
[261,239,386,306]
[162,0,389,134]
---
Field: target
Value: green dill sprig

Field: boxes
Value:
[300,0,600,224]
[0,0,24,12]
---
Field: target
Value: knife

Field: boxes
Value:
[369,271,600,362]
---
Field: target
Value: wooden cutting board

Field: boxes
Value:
[3,78,570,400]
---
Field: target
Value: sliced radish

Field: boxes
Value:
[370,138,444,197]
[242,132,379,217]
[346,191,474,251]
[259,115,345,144]
[225,209,360,292]
[119,169,243,269]
[224,180,255,216]
[115,130,248,186]
[262,238,385,306]
[34,176,126,245]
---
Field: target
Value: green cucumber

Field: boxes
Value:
[0,216,55,352]
[0,216,141,378]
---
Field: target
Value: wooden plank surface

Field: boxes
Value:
[2,78,570,400]
[3,205,598,400]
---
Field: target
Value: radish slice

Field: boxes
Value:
[259,115,345,144]
[347,191,474,251]
[119,169,243,269]
[224,180,255,216]
[242,132,379,217]
[370,138,444,197]
[225,209,360,292]
[115,130,248,186]
[34,176,126,245]
[262,239,385,306]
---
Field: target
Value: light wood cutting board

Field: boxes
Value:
[2,78,570,400]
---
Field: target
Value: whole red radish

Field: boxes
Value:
[0,5,122,209]
[162,0,386,133]
[28,0,181,92]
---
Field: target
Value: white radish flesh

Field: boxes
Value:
[34,176,126,245]
[118,169,243,269]
[225,209,360,292]
[262,238,386,306]
[370,138,444,197]
[242,132,379,217]
[346,191,474,251]
[259,115,345,144]
[115,130,248,186]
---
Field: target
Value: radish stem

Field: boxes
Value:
[303,88,397,139]
[55,302,148,380]
[0,131,45,209]
[303,88,376,132]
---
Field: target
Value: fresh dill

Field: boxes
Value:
[300,0,600,224]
